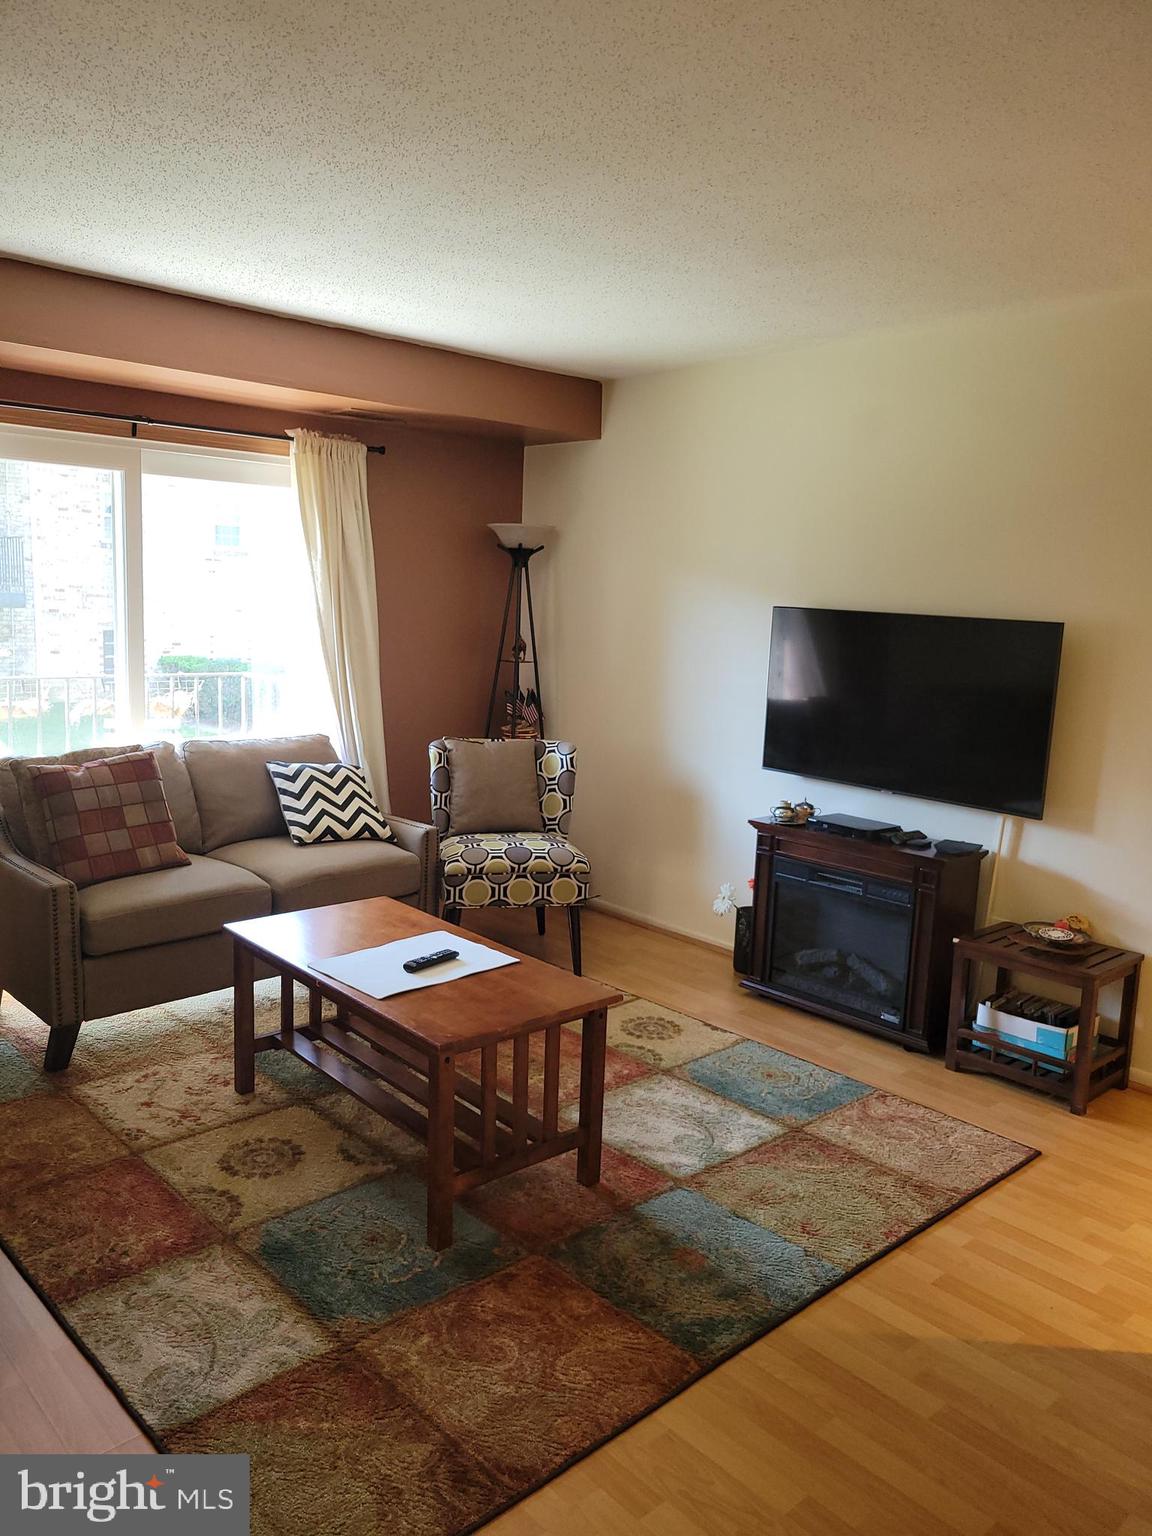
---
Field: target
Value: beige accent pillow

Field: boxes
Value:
[0,743,142,864]
[184,734,340,851]
[446,738,543,834]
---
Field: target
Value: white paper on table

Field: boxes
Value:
[309,930,520,999]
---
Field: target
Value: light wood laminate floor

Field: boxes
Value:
[3,908,1151,1534]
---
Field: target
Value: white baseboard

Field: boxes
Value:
[1128,1066,1152,1091]
[588,898,730,954]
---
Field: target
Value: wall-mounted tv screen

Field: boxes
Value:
[763,607,1064,819]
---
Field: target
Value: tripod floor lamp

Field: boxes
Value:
[484,523,550,738]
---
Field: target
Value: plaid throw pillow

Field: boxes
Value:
[16,750,191,888]
[267,761,395,845]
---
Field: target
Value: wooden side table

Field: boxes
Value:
[945,922,1143,1115]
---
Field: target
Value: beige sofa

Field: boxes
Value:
[0,734,438,1072]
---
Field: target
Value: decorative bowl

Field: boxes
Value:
[1021,921,1090,949]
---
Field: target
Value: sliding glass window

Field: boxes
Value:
[0,427,334,755]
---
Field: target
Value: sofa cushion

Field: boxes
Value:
[0,743,142,863]
[184,734,340,851]
[209,835,420,913]
[144,740,204,853]
[79,853,271,958]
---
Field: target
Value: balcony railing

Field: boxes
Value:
[0,672,287,756]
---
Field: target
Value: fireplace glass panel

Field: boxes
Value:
[768,856,913,1029]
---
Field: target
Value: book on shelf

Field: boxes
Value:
[974,990,1099,1063]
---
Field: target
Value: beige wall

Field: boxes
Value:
[525,290,1152,1078]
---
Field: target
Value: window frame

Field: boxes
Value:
[0,425,300,747]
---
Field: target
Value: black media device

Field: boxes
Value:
[809,813,901,841]
[763,607,1064,818]
[402,948,459,974]
[932,839,984,857]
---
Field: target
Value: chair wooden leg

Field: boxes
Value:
[567,907,583,975]
[444,906,461,926]
[536,906,547,936]
[44,1023,82,1073]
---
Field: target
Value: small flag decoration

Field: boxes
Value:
[502,687,542,738]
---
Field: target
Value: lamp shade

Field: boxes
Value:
[489,523,551,550]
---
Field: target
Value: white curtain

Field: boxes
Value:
[288,429,389,804]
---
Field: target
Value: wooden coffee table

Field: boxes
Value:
[227,897,622,1249]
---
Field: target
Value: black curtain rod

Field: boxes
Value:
[0,398,387,453]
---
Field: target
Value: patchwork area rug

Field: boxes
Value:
[0,983,1037,1534]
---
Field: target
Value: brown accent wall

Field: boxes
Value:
[0,369,520,818]
[0,259,601,444]
[370,433,521,817]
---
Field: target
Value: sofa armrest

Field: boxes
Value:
[0,816,84,1030]
[383,815,440,913]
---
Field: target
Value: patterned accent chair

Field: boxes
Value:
[429,739,591,973]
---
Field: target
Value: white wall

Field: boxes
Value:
[525,290,1152,1076]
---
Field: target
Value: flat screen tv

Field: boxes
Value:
[763,607,1064,819]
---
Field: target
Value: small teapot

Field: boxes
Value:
[771,799,798,824]
[793,798,819,824]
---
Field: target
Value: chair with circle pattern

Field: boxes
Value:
[428,739,590,973]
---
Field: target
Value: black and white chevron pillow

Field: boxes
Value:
[267,761,395,846]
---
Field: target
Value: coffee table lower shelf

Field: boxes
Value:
[236,962,608,1250]
[286,1024,585,1187]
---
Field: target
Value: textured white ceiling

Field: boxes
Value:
[2,0,1150,377]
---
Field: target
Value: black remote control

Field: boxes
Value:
[403,948,460,974]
